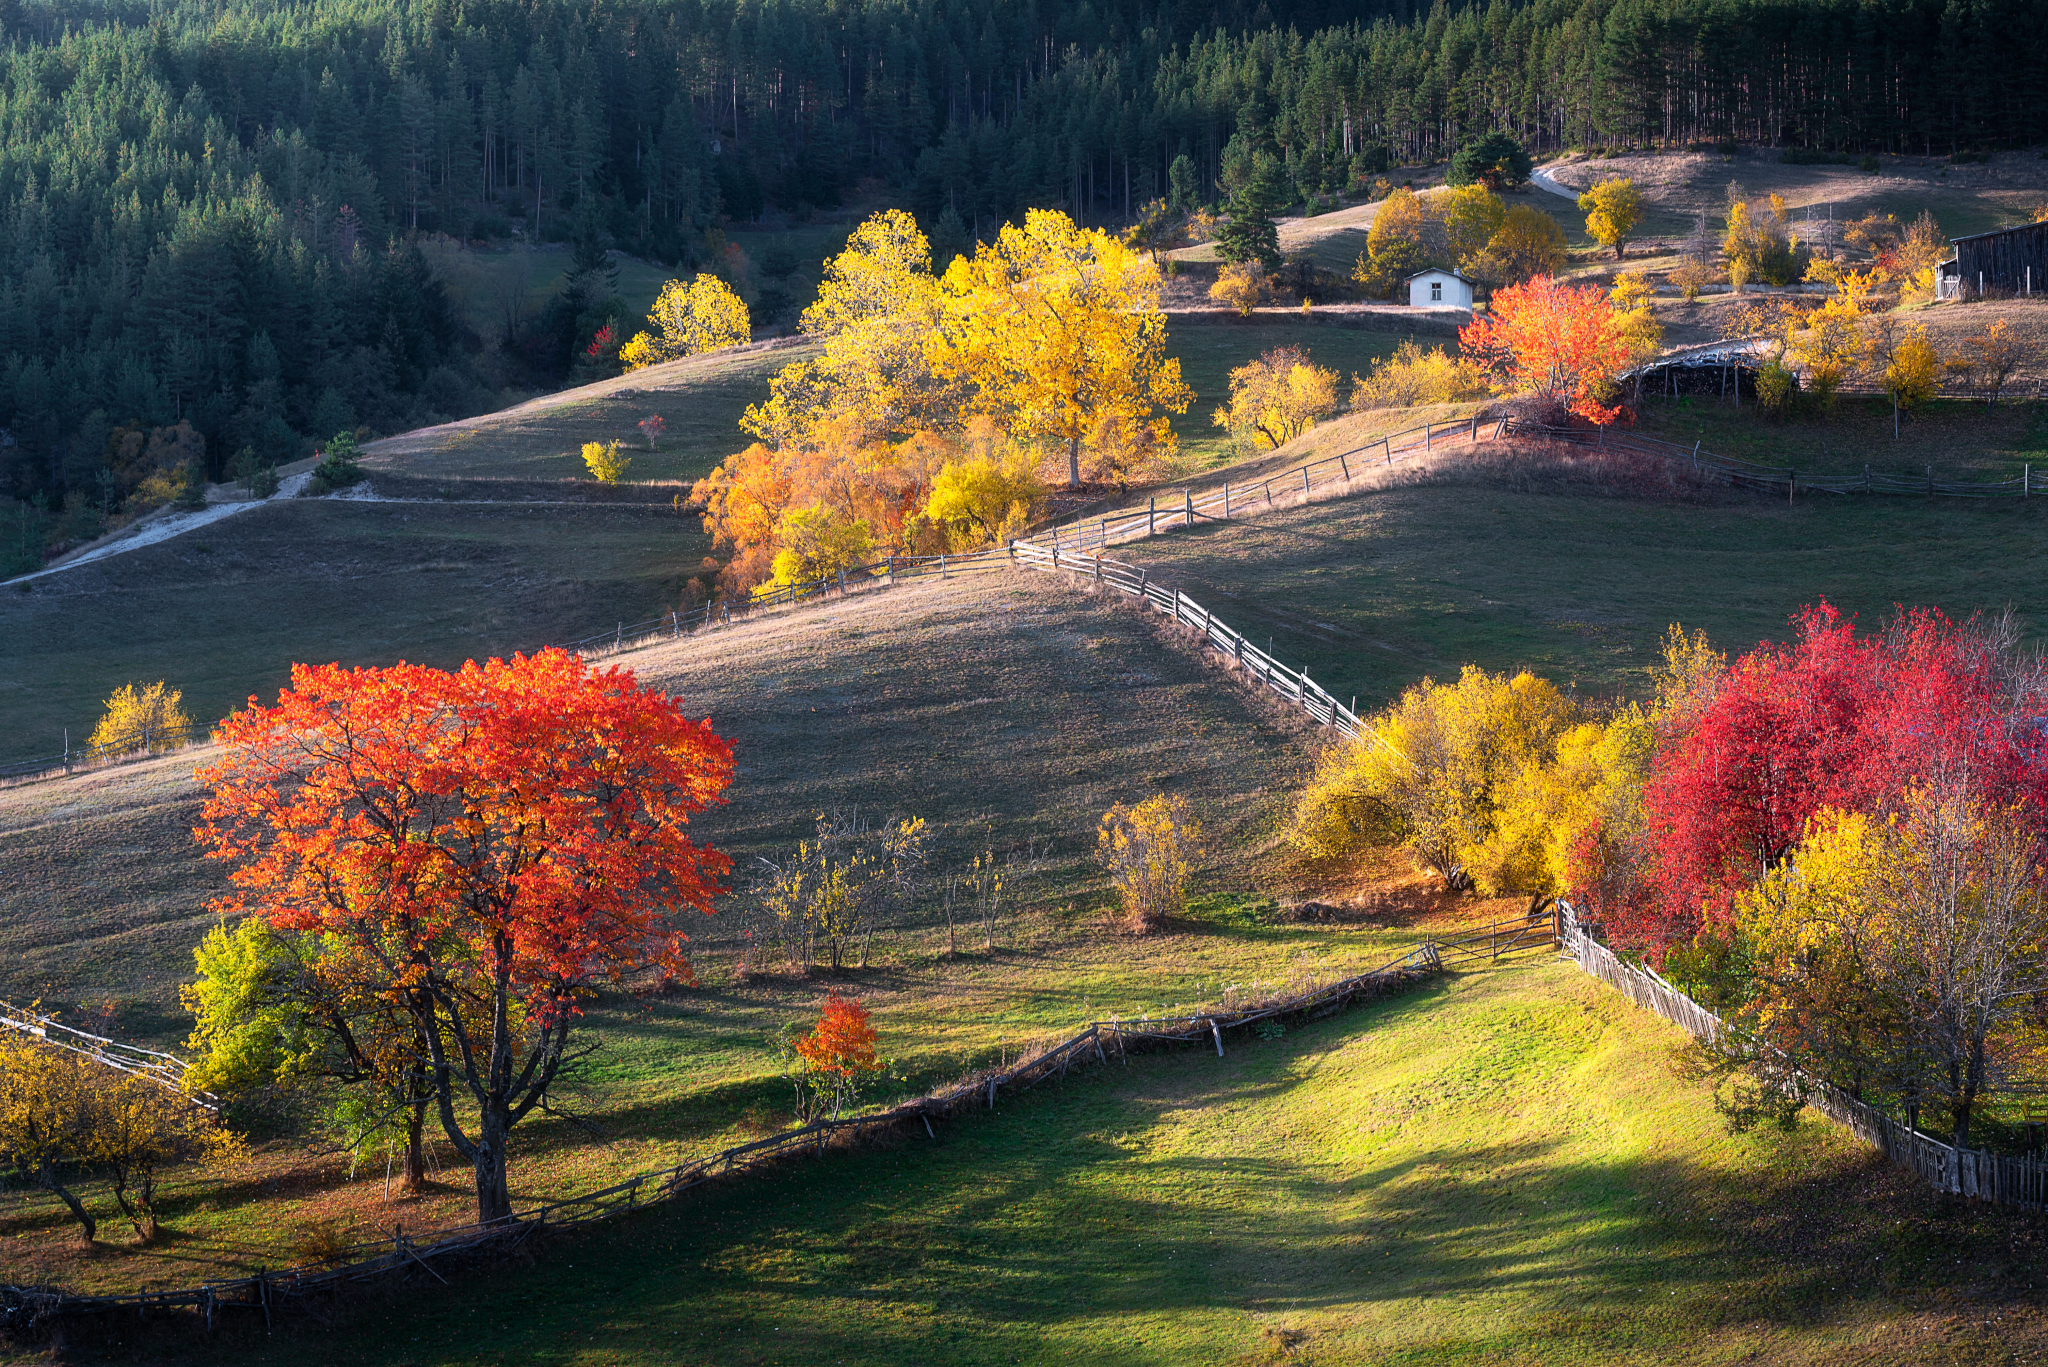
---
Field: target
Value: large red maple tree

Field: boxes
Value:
[1608,604,2048,953]
[196,649,734,1224]
[1459,273,1631,424]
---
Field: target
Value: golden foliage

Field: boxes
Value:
[619,273,750,370]
[89,680,192,756]
[0,1036,244,1243]
[920,422,1047,549]
[937,208,1192,487]
[1209,261,1269,316]
[1608,270,1664,370]
[1958,319,2027,404]
[1578,178,1644,259]
[1348,340,1491,409]
[1097,795,1202,933]
[1473,204,1568,286]
[1212,346,1341,450]
[1287,667,1575,893]
[581,438,631,483]
[1439,185,1507,267]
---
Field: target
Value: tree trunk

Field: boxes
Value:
[1068,435,1082,488]
[402,1097,429,1191]
[472,1106,514,1225]
[38,1158,95,1243]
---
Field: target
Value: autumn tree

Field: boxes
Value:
[89,680,193,757]
[780,993,883,1120]
[1578,178,1644,260]
[1212,346,1340,450]
[1608,271,1665,391]
[938,209,1192,488]
[1288,667,1575,892]
[1353,187,1426,296]
[753,813,928,970]
[921,423,1047,548]
[1867,318,1941,436]
[620,274,751,370]
[1097,796,1202,932]
[582,439,631,483]
[195,652,735,1225]
[1349,340,1491,409]
[1209,261,1269,316]
[743,210,955,449]
[184,917,454,1190]
[1783,272,1873,406]
[1439,185,1507,269]
[0,1036,240,1243]
[1960,320,2025,406]
[1458,274,1632,423]
[1474,204,1568,286]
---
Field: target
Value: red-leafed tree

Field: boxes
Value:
[785,992,882,1120]
[195,650,734,1224]
[1610,604,2048,954]
[1459,274,1632,424]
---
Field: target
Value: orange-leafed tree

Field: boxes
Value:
[784,992,883,1120]
[1459,274,1633,424]
[194,650,734,1224]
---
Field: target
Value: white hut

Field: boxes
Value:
[1406,267,1475,309]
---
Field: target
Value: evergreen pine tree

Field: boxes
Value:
[1215,154,1286,269]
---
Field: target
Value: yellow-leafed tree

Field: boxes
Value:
[1097,795,1202,933]
[744,209,956,448]
[1212,346,1340,450]
[1475,204,1568,286]
[1439,184,1507,269]
[1287,666,1575,892]
[89,680,192,757]
[1578,178,1644,260]
[921,423,1047,548]
[937,208,1192,488]
[582,439,631,483]
[1209,261,1268,316]
[619,274,751,370]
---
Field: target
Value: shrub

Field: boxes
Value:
[88,680,192,756]
[1755,359,1797,416]
[582,439,632,483]
[780,993,883,1120]
[1209,261,1269,316]
[1097,795,1202,932]
[1349,340,1491,409]
[1286,667,1574,892]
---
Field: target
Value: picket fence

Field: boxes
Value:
[1556,902,2048,1209]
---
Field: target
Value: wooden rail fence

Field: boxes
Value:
[1557,901,2048,1209]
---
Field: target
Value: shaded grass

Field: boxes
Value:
[1632,393,2048,479]
[0,499,709,766]
[37,958,2048,1366]
[1106,465,2048,712]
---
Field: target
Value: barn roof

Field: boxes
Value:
[1949,222,2048,244]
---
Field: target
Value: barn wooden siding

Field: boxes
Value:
[1954,221,2048,293]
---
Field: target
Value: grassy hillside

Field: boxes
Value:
[41,956,2048,1366]
[1078,452,2048,713]
[0,499,708,767]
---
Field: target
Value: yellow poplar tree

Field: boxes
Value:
[1439,185,1507,268]
[1578,178,1644,260]
[743,209,955,447]
[1212,346,1340,449]
[89,681,192,756]
[619,274,751,370]
[938,208,1192,488]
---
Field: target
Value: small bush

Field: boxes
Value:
[1859,155,1881,174]
[582,439,632,484]
[1097,795,1202,933]
[1755,359,1798,417]
[1350,340,1491,409]
[308,431,363,494]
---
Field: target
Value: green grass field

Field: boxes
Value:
[36,956,2048,1366]
[1078,454,2048,714]
[0,500,709,766]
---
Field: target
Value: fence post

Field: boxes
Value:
[1470,415,1479,443]
[1094,554,1102,582]
[615,622,622,649]
[1183,487,1193,527]
[1424,423,1433,450]
[670,611,679,638]
[1148,496,1157,536]
[838,569,847,596]
[2028,464,2032,499]
[1301,466,1311,497]
[940,553,948,579]
[1223,483,1231,518]
[1099,517,1108,547]
[1383,439,1391,468]
[1338,452,1349,480]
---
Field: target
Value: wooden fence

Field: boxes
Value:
[1505,419,2043,499]
[1556,901,2048,1210]
[0,1000,213,1108]
[3,935,1475,1328]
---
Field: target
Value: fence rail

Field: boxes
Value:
[1556,902,2048,1209]
[4,933,1469,1326]
[1505,419,2042,499]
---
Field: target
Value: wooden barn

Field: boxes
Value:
[1937,221,2048,299]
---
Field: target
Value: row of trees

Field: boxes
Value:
[689,209,1189,592]
[1297,606,2048,1149]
